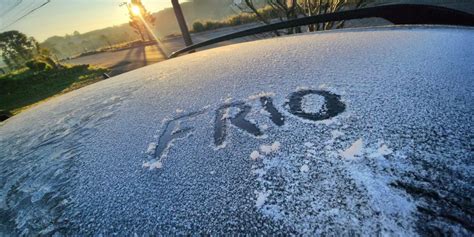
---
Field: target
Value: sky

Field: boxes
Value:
[0,0,175,41]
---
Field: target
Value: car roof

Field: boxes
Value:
[1,26,473,235]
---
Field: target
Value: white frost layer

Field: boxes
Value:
[255,190,271,209]
[378,144,393,156]
[301,93,326,114]
[142,160,163,170]
[340,138,363,159]
[331,130,344,139]
[259,141,281,155]
[248,92,275,100]
[145,142,157,155]
[250,150,261,160]
[253,136,417,235]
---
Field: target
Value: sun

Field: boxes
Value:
[131,5,141,16]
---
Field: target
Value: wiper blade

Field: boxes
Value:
[169,4,474,58]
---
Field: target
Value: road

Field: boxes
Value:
[65,45,167,76]
[65,23,270,77]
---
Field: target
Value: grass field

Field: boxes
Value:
[0,65,108,116]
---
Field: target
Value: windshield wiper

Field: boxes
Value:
[169,4,474,58]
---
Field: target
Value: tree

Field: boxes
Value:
[125,0,156,42]
[80,40,90,53]
[0,31,36,69]
[0,31,58,70]
[100,35,112,49]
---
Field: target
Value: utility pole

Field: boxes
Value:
[171,0,193,47]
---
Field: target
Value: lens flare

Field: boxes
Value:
[131,5,141,16]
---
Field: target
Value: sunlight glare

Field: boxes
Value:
[131,5,141,16]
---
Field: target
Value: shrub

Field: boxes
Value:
[191,7,278,33]
[25,59,51,71]
[192,21,206,32]
[0,110,12,121]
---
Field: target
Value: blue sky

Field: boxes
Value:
[0,0,175,41]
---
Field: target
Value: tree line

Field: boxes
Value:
[0,31,58,71]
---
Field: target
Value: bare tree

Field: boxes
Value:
[243,0,282,36]
[300,0,368,31]
[243,0,369,34]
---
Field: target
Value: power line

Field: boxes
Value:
[0,0,24,17]
[1,0,35,26]
[2,0,48,28]
[1,0,50,31]
[10,0,37,19]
